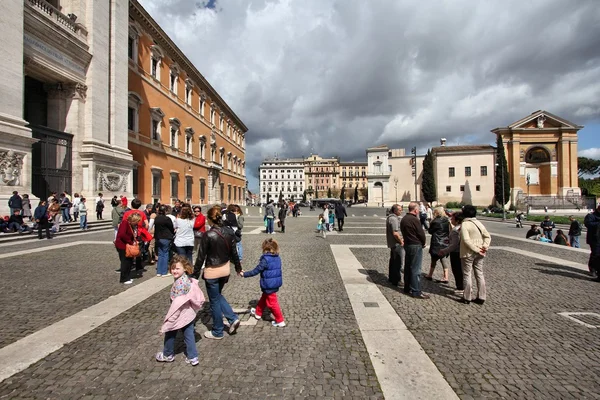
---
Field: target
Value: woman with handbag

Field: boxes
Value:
[115,213,143,285]
[192,205,242,339]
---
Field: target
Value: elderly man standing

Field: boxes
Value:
[386,204,404,286]
[400,202,429,299]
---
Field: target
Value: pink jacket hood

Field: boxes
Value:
[160,278,205,333]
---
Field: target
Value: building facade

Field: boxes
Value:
[128,0,247,205]
[339,161,367,192]
[432,144,496,206]
[492,110,581,204]
[304,154,339,199]
[258,158,304,203]
[1,0,135,215]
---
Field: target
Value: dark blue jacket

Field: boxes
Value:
[34,205,48,220]
[243,253,282,294]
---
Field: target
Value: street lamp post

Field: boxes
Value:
[526,173,531,217]
[394,177,398,203]
[411,147,417,201]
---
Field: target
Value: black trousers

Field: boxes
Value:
[338,218,344,231]
[117,248,144,282]
[388,245,403,285]
[37,218,50,238]
[450,252,464,290]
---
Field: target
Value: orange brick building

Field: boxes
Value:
[128,0,247,205]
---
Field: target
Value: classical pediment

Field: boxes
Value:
[507,110,583,130]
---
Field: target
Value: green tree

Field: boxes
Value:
[327,188,332,198]
[354,185,359,202]
[340,186,345,201]
[494,135,510,206]
[578,157,600,177]
[302,190,307,203]
[421,149,436,203]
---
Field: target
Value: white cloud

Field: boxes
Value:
[579,148,600,160]
[140,0,600,190]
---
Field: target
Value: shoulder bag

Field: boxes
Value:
[125,225,141,258]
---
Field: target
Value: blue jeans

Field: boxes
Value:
[176,246,194,264]
[570,235,580,248]
[266,217,274,233]
[403,244,424,296]
[62,207,70,222]
[544,230,553,241]
[236,241,243,262]
[162,321,197,359]
[79,215,87,229]
[205,277,238,337]
[157,238,172,275]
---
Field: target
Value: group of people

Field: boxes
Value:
[386,202,491,304]
[317,202,348,238]
[525,215,583,248]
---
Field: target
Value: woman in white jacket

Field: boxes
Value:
[173,206,195,263]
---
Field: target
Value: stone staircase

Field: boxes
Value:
[0,219,114,245]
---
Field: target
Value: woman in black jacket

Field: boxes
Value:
[424,207,451,283]
[194,205,242,339]
[153,206,175,277]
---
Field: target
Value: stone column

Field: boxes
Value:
[0,2,37,215]
[64,83,87,193]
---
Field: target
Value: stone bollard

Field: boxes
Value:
[245,207,248,215]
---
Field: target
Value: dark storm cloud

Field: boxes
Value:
[140,0,600,190]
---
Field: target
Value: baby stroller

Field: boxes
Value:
[515,212,525,228]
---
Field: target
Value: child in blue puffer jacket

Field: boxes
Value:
[240,238,286,327]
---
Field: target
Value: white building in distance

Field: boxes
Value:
[259,158,305,203]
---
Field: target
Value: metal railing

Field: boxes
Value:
[516,194,596,210]
[26,0,81,35]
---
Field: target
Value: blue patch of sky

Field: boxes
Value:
[578,122,600,152]
[204,0,217,9]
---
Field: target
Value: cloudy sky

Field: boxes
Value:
[140,0,600,190]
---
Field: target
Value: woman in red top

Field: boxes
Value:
[192,206,206,263]
[115,213,142,285]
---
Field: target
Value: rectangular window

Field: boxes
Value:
[151,120,159,141]
[127,107,135,131]
[152,173,161,197]
[128,36,134,60]
[476,185,481,191]
[200,179,206,201]
[151,59,158,78]
[170,73,177,93]
[446,185,451,192]
[170,128,177,148]
[185,136,191,154]
[171,174,178,198]
[480,166,488,176]
[186,176,192,199]
[460,185,465,192]
[233,186,237,201]
[449,167,455,177]
[388,165,392,172]
[465,166,471,177]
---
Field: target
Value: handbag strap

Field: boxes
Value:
[213,228,231,252]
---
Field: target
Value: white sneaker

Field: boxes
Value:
[271,321,286,328]
[156,274,162,277]
[250,308,262,320]
[123,280,133,285]
[162,273,172,277]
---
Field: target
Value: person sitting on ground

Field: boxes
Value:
[554,229,570,246]
[526,224,542,240]
[240,238,286,327]
[7,209,31,233]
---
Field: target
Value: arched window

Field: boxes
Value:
[525,147,550,163]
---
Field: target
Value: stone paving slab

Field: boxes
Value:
[0,243,152,349]
[352,246,600,399]
[0,219,383,399]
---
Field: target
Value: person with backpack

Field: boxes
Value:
[568,215,582,248]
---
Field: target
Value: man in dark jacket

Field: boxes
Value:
[400,202,428,299]
[335,202,348,231]
[33,200,51,239]
[568,215,582,248]
[584,205,600,279]
[8,191,22,214]
[7,209,31,233]
[278,204,287,233]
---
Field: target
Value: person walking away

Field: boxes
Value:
[386,204,404,287]
[265,200,275,234]
[554,230,570,246]
[459,205,491,305]
[153,205,175,277]
[78,197,89,230]
[21,194,32,222]
[155,255,205,365]
[540,216,555,240]
[95,193,105,220]
[111,199,126,239]
[418,202,427,230]
[568,215,582,248]
[426,204,433,229]
[328,208,335,232]
[72,193,81,222]
[192,206,242,339]
[240,238,286,327]
[235,205,244,261]
[278,204,287,233]
[323,204,330,231]
[335,202,347,231]
[174,206,195,263]
[192,206,206,263]
[318,213,327,238]
[425,207,451,283]
[584,204,600,278]
[34,200,51,239]
[115,213,143,284]
[8,191,22,215]
[400,202,429,299]
[438,212,465,294]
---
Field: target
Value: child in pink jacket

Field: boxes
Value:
[156,255,205,366]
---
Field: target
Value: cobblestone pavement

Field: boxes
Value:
[1,212,598,399]
[353,234,600,399]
